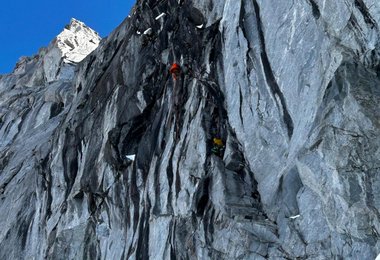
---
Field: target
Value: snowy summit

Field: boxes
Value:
[58,18,101,63]
[43,18,101,82]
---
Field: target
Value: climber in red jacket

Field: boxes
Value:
[170,63,181,80]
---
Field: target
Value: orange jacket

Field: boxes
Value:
[170,63,181,75]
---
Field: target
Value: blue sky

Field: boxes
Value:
[0,0,135,74]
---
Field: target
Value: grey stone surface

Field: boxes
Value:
[1,0,380,259]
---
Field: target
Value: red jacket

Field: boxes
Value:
[170,63,181,74]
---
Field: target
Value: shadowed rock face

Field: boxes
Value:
[1,0,380,259]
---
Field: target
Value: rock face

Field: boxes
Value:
[1,0,380,259]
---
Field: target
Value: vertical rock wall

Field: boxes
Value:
[0,0,380,259]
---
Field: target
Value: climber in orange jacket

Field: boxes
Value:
[170,63,181,80]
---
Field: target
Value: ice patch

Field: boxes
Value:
[155,13,166,20]
[289,215,300,219]
[126,155,136,161]
[143,28,152,35]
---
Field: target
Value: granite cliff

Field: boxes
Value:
[1,0,380,259]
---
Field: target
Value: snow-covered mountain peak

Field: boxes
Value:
[55,18,101,63]
[43,18,101,82]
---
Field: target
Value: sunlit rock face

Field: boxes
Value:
[0,19,100,259]
[1,0,380,259]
